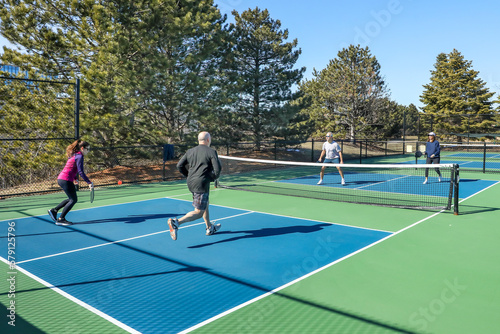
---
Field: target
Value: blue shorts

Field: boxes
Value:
[324,158,340,164]
[192,192,209,210]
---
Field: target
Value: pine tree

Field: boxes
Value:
[226,7,305,149]
[0,0,226,145]
[0,75,73,188]
[420,49,495,140]
[297,45,388,140]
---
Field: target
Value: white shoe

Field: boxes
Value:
[206,223,221,236]
[438,176,441,182]
[423,179,428,185]
[341,178,345,186]
[317,179,323,185]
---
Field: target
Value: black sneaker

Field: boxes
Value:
[48,209,58,222]
[56,218,73,226]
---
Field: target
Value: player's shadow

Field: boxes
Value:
[188,223,331,249]
[76,213,181,225]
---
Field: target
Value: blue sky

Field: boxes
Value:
[2,0,499,108]
[215,0,500,108]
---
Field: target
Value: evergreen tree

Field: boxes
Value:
[282,89,315,141]
[226,7,305,149]
[0,0,226,145]
[420,49,495,140]
[0,75,72,188]
[297,45,388,140]
[404,103,421,137]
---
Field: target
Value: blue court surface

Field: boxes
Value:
[445,152,500,159]
[0,198,392,333]
[278,171,497,199]
[406,156,500,169]
[439,159,500,170]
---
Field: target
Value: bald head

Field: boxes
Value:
[326,132,333,142]
[198,131,211,146]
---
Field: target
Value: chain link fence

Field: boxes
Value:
[406,113,500,143]
[2,138,500,199]
[0,75,79,197]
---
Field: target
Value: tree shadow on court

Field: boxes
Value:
[0,230,75,239]
[0,302,47,334]
[75,213,182,225]
[188,223,331,249]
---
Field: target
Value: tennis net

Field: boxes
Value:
[218,156,459,214]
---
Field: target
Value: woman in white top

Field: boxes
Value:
[317,132,345,185]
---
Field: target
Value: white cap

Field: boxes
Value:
[428,132,436,136]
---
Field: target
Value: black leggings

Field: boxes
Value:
[425,156,442,178]
[55,179,78,219]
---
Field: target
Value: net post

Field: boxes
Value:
[453,164,459,215]
[311,139,314,162]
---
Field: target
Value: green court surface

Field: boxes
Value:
[1,155,500,334]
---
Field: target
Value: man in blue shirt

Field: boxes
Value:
[423,132,442,184]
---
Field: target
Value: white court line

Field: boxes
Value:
[18,211,254,264]
[457,180,499,204]
[457,160,475,166]
[234,173,449,200]
[180,180,500,333]
[14,194,392,265]
[17,229,170,264]
[168,197,393,234]
[355,174,411,189]
[0,256,141,334]
[179,209,445,334]
[0,189,197,223]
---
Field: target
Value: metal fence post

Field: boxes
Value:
[453,164,459,215]
[74,78,80,140]
[483,141,487,173]
[311,139,314,162]
[359,141,362,164]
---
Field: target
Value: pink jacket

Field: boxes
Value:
[58,152,91,184]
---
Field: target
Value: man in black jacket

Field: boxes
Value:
[168,131,222,241]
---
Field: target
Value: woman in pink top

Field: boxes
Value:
[48,139,93,226]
